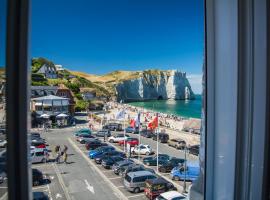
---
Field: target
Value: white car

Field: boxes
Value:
[0,139,7,148]
[155,191,187,200]
[131,144,153,155]
[108,134,130,143]
[30,150,48,164]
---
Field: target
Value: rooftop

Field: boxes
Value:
[31,95,69,101]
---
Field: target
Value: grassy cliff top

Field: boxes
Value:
[70,69,176,84]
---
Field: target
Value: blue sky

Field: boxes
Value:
[1,0,204,93]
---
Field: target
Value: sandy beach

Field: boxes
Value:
[90,101,201,146]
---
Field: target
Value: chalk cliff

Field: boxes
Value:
[115,70,195,102]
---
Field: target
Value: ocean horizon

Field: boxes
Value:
[127,94,202,119]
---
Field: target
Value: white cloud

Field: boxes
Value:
[187,74,202,94]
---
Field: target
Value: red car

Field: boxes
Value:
[118,138,139,146]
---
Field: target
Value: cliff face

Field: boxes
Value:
[115,70,195,102]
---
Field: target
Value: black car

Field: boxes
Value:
[96,129,111,137]
[85,140,107,150]
[33,192,49,200]
[103,123,122,131]
[32,168,43,186]
[158,158,185,173]
[101,156,125,169]
[189,145,200,156]
[152,133,169,143]
[140,129,154,138]
[119,164,155,177]
[143,154,170,166]
[94,151,126,164]
[112,159,134,175]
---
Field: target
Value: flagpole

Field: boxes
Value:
[156,112,159,172]
[123,107,126,153]
[138,111,141,161]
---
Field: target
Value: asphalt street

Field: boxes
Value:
[41,129,121,200]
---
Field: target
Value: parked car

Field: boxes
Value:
[32,168,44,186]
[141,129,154,138]
[158,158,185,173]
[88,146,115,159]
[94,151,126,164]
[31,141,46,150]
[118,137,139,146]
[95,129,111,137]
[170,164,199,181]
[152,133,169,143]
[74,128,91,136]
[188,145,200,156]
[103,123,122,131]
[85,140,107,150]
[155,191,187,200]
[119,164,155,177]
[101,156,125,169]
[144,177,177,200]
[76,133,95,144]
[0,139,7,148]
[125,126,135,133]
[143,154,170,166]
[131,144,154,155]
[123,171,156,193]
[31,132,41,139]
[112,159,134,175]
[33,192,49,200]
[168,138,186,149]
[108,134,130,143]
[31,150,48,164]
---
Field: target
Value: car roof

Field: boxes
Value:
[160,191,184,199]
[127,170,154,178]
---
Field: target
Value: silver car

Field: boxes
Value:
[123,171,156,193]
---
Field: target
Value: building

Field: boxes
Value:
[31,86,58,98]
[37,64,57,79]
[80,88,96,101]
[55,64,65,71]
[56,84,75,115]
[31,95,69,117]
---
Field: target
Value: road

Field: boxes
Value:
[41,129,121,200]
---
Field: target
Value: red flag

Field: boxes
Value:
[130,119,135,128]
[148,116,158,130]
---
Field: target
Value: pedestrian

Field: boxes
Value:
[63,152,68,164]
[63,145,68,153]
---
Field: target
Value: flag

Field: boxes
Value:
[148,115,158,130]
[115,109,125,120]
[130,112,140,128]
[130,119,135,128]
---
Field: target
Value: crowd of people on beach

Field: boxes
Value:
[105,102,191,131]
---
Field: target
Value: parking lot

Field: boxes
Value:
[32,163,66,200]
[68,129,196,200]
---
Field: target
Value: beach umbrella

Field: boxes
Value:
[40,113,50,119]
[56,113,69,118]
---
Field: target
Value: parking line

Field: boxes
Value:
[108,177,122,180]
[53,163,72,200]
[127,193,145,198]
[32,185,48,190]
[0,192,7,200]
[68,138,128,200]
[117,185,125,188]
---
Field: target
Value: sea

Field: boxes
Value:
[127,95,202,119]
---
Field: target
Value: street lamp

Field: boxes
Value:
[183,145,187,193]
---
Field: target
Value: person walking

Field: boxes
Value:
[63,151,68,164]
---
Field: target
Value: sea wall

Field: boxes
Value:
[115,70,195,102]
